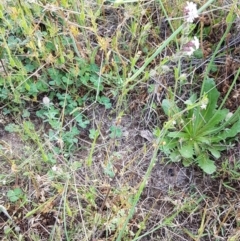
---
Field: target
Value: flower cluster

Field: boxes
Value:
[182,36,200,56]
[184,1,199,23]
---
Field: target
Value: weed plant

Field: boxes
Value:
[159,77,240,174]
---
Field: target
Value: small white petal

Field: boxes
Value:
[192,36,200,49]
[42,96,50,106]
[184,1,199,23]
[200,103,207,110]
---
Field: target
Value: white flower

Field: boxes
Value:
[182,36,200,56]
[14,226,21,232]
[172,120,177,125]
[184,2,199,23]
[42,96,50,107]
[200,103,207,110]
[200,96,208,110]
[192,36,200,49]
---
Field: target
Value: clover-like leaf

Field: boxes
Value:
[7,188,23,202]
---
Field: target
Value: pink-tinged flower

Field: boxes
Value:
[182,36,200,56]
[184,2,199,23]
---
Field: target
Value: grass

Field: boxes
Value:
[0,0,240,240]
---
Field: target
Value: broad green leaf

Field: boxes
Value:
[162,99,179,117]
[167,131,188,138]
[160,138,179,151]
[211,119,240,142]
[208,148,221,158]
[196,136,210,144]
[200,109,228,134]
[184,93,197,106]
[201,78,220,122]
[179,144,194,158]
[223,107,240,126]
[197,155,216,174]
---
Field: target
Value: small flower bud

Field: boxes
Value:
[42,96,50,107]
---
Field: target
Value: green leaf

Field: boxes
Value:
[162,99,179,117]
[179,144,194,158]
[22,109,30,118]
[4,123,21,133]
[211,119,240,142]
[7,188,23,202]
[89,128,99,139]
[182,158,193,167]
[167,131,188,138]
[74,114,90,128]
[169,151,181,162]
[224,107,240,125]
[98,96,112,109]
[197,155,216,174]
[226,2,235,23]
[196,136,210,144]
[193,49,204,59]
[209,63,218,73]
[200,109,228,134]
[62,76,74,85]
[104,162,115,178]
[160,138,179,152]
[184,93,197,106]
[110,126,122,138]
[71,161,82,171]
[201,78,220,122]
[208,148,220,159]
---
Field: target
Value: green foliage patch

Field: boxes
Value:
[158,78,240,174]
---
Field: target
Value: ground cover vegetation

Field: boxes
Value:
[0,0,240,240]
